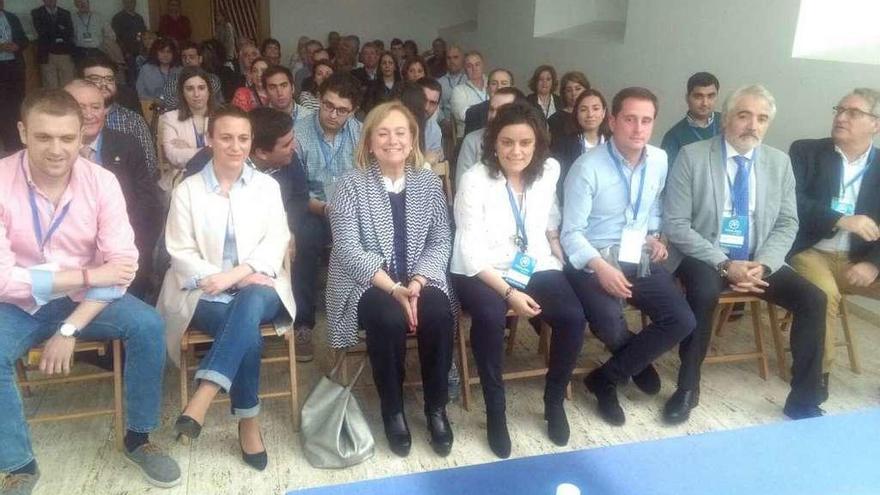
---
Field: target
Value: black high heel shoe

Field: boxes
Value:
[238,422,268,471]
[173,414,203,441]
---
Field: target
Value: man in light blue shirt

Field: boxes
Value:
[291,72,362,361]
[562,87,694,426]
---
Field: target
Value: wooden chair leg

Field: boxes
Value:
[714,304,734,336]
[765,303,789,380]
[179,343,189,412]
[839,297,861,374]
[749,301,769,380]
[505,315,519,356]
[457,322,472,411]
[287,333,300,432]
[339,350,349,384]
[112,340,125,450]
[16,359,31,398]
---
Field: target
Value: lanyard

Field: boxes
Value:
[839,147,876,198]
[505,184,528,251]
[315,114,348,174]
[192,119,205,148]
[607,141,647,224]
[21,157,71,253]
[467,82,486,102]
[721,144,756,216]
[689,119,718,141]
[77,13,92,32]
[291,104,299,123]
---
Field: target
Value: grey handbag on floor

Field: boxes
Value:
[301,354,375,468]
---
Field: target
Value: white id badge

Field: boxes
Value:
[831,198,855,216]
[719,215,747,249]
[504,252,536,289]
[618,227,646,264]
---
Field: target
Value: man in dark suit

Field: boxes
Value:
[663,84,826,423]
[789,88,880,393]
[350,42,379,88]
[31,0,76,88]
[65,79,162,300]
[463,68,514,136]
[0,1,28,153]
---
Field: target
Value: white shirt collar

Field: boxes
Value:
[834,143,872,166]
[686,111,715,128]
[382,174,406,193]
[724,140,756,162]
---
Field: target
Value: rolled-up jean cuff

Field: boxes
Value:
[2,455,35,474]
[125,423,158,434]
[193,369,232,393]
[232,400,261,419]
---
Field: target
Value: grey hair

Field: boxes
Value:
[723,84,777,122]
[848,88,880,116]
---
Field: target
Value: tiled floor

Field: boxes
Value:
[18,307,880,495]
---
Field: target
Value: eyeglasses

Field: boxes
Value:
[85,75,116,86]
[833,106,878,120]
[321,100,352,117]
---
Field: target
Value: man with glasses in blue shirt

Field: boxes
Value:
[293,72,362,362]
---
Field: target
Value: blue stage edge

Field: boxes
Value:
[289,407,880,495]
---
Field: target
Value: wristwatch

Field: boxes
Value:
[58,322,81,338]
[716,260,732,279]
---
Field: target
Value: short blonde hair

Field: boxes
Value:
[355,101,424,169]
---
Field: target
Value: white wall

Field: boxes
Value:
[443,0,880,151]
[268,0,476,59]
[5,0,152,38]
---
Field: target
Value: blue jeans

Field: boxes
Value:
[190,285,282,418]
[0,294,166,472]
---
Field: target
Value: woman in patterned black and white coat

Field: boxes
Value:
[326,101,455,458]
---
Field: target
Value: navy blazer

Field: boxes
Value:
[30,5,74,62]
[789,137,880,266]
[98,128,162,271]
[463,100,489,136]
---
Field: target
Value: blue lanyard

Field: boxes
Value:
[21,157,71,253]
[689,119,718,141]
[192,119,205,148]
[505,184,528,251]
[839,147,876,197]
[292,104,299,123]
[315,114,348,174]
[721,144,756,216]
[607,141,647,224]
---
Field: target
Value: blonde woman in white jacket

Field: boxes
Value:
[157,106,296,471]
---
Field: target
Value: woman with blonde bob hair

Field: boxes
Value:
[326,102,455,458]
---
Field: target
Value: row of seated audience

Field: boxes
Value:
[0,26,879,495]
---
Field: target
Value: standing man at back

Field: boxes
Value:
[0,1,28,153]
[661,72,721,168]
[32,0,76,89]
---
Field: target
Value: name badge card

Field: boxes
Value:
[831,198,855,216]
[504,252,536,289]
[618,227,646,264]
[719,215,747,249]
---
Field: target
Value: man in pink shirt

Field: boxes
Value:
[0,89,180,494]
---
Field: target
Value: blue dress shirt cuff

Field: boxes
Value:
[29,268,55,307]
[85,286,125,301]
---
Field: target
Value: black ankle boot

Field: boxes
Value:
[544,402,570,446]
[486,411,511,459]
[426,408,454,456]
[382,412,412,457]
[584,369,625,426]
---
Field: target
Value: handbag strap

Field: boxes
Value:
[329,352,369,387]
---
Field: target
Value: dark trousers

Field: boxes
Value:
[675,257,825,405]
[567,263,695,383]
[454,271,587,413]
[357,286,454,417]
[0,60,24,153]
[292,211,330,329]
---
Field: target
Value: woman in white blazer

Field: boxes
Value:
[451,102,586,459]
[159,66,214,187]
[157,106,296,471]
